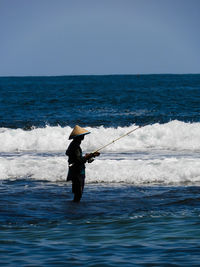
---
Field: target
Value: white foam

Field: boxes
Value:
[0,154,66,181]
[0,125,70,152]
[86,157,200,185]
[0,152,200,185]
[0,121,200,153]
[1,121,200,185]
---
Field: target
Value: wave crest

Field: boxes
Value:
[0,121,200,152]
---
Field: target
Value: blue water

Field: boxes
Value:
[1,74,200,129]
[0,74,200,266]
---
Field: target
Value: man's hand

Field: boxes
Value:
[84,153,93,160]
[85,152,100,163]
[92,151,100,157]
[85,152,100,160]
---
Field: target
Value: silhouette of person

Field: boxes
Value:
[66,125,100,202]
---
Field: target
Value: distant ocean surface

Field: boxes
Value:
[0,74,200,266]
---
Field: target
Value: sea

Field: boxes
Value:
[0,74,200,266]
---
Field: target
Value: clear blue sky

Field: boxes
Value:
[0,0,200,76]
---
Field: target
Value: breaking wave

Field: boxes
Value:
[0,120,200,152]
[0,121,200,184]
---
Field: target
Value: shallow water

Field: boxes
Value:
[0,180,200,266]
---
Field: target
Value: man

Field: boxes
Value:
[66,125,100,202]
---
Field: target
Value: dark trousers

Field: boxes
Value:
[72,176,85,202]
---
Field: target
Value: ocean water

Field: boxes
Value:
[0,74,200,266]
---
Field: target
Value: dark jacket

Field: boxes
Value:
[66,140,87,181]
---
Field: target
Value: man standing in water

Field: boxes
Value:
[66,125,100,202]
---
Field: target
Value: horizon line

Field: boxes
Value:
[0,73,200,78]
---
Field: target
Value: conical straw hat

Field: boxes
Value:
[69,125,90,140]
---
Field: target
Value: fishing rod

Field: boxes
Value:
[92,121,154,154]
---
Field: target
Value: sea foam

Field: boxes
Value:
[0,153,200,185]
[0,121,200,152]
[0,121,200,184]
